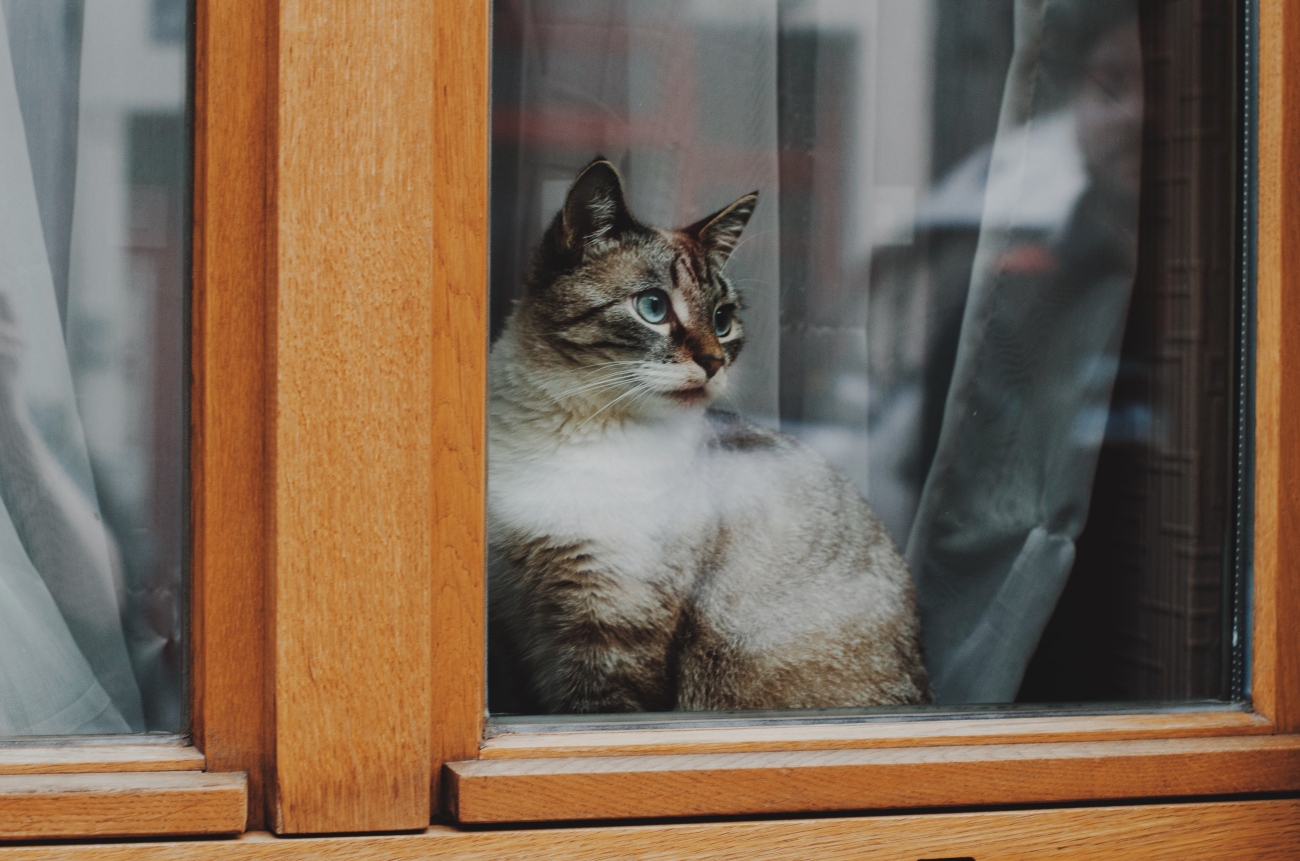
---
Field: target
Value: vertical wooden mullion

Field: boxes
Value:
[191,0,272,831]
[1254,0,1300,734]
[267,0,436,833]
[430,0,490,812]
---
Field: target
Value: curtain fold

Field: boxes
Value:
[0,4,139,734]
[905,0,1141,703]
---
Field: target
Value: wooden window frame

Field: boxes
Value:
[438,0,1300,826]
[0,0,1297,853]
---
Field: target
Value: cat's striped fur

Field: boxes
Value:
[488,159,931,713]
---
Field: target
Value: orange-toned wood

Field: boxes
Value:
[265,0,436,834]
[427,0,1300,819]
[0,800,1297,859]
[0,772,246,840]
[447,734,1300,823]
[1255,0,1300,736]
[482,710,1272,759]
[0,745,203,776]
[191,0,272,830]
[430,0,489,810]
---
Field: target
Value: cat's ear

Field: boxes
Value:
[686,192,758,265]
[560,158,632,255]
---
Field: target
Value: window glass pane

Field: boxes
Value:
[488,0,1242,715]
[0,0,187,735]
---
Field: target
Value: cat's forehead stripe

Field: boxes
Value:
[673,252,699,290]
[682,243,706,285]
[670,248,716,329]
[669,290,693,328]
[670,244,710,297]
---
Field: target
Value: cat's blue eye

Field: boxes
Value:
[634,289,670,324]
[714,304,735,337]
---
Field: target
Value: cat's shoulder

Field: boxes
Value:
[702,409,791,453]
[702,410,862,498]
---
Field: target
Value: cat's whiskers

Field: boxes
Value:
[560,361,649,383]
[575,381,656,431]
[553,368,640,389]
[548,371,644,402]
[557,382,640,410]
[558,362,648,380]
[627,382,667,415]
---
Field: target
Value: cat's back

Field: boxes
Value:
[699,410,910,600]
[701,410,897,558]
[680,411,930,709]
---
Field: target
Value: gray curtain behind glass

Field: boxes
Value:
[3,0,82,327]
[0,3,141,734]
[905,0,1141,703]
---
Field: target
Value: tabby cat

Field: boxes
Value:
[488,158,931,714]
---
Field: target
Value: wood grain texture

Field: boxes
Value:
[191,0,272,830]
[430,0,489,811]
[482,710,1272,759]
[0,800,1297,860]
[1254,0,1300,736]
[267,0,435,834]
[448,734,1300,823]
[0,745,204,776]
[0,772,246,840]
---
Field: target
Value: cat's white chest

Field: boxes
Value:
[488,417,712,570]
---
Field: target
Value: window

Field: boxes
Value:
[447,0,1300,837]
[484,0,1246,720]
[1,0,1297,854]
[0,0,187,737]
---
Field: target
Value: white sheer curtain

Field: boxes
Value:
[0,6,139,734]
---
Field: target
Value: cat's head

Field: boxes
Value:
[513,158,757,420]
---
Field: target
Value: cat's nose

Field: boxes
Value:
[694,353,724,378]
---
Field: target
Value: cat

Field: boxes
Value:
[487,158,932,714]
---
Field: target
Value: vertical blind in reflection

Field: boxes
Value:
[0,0,187,735]
[492,0,1234,706]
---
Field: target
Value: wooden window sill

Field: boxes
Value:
[0,771,247,840]
[0,744,205,776]
[480,709,1272,759]
[0,800,1294,859]
[446,734,1300,823]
